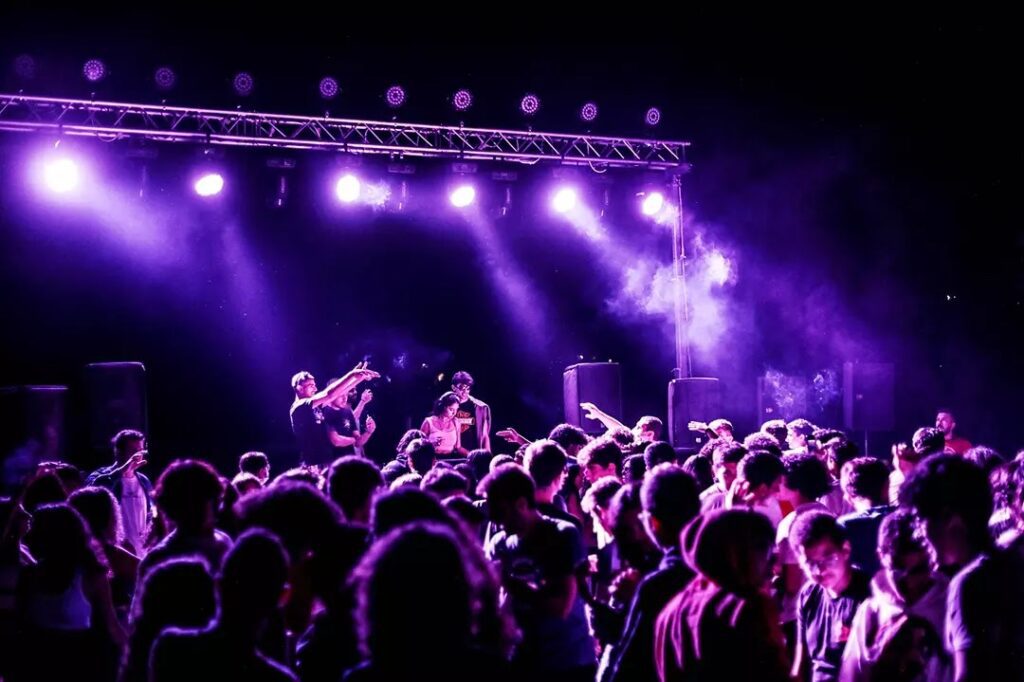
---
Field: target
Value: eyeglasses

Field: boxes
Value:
[800,551,845,573]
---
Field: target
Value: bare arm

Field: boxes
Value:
[356,416,376,447]
[353,389,373,420]
[496,427,531,446]
[580,401,628,432]
[327,427,357,448]
[309,363,379,409]
[84,570,126,648]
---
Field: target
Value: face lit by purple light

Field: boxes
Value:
[14,54,36,80]
[43,158,80,194]
[641,192,665,216]
[453,89,473,111]
[552,187,578,214]
[645,107,661,126]
[154,67,176,90]
[386,86,406,108]
[194,173,225,197]
[580,102,598,122]
[233,72,254,96]
[83,59,106,82]
[319,77,339,99]
[520,94,540,116]
[335,174,361,203]
[450,184,476,208]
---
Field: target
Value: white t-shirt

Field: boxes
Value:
[120,475,149,553]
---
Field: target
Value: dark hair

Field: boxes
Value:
[155,459,224,530]
[68,486,121,545]
[900,454,993,546]
[789,510,846,551]
[327,456,384,522]
[712,442,747,467]
[877,508,925,560]
[476,463,536,509]
[523,440,567,489]
[623,454,647,484]
[743,432,782,453]
[548,423,589,450]
[272,467,323,489]
[739,451,785,489]
[443,495,486,529]
[578,438,623,471]
[912,427,946,457]
[230,473,262,496]
[219,529,289,621]
[964,446,1004,475]
[787,419,816,439]
[608,483,650,567]
[112,429,145,458]
[842,457,890,504]
[828,438,860,471]
[489,454,514,472]
[467,449,494,485]
[781,453,831,500]
[407,439,438,477]
[760,420,789,446]
[642,464,699,541]
[239,451,269,475]
[381,461,409,486]
[20,471,68,513]
[396,429,427,454]
[681,454,714,492]
[644,441,677,469]
[582,476,623,514]
[38,461,84,493]
[371,487,451,539]
[421,468,469,498]
[235,481,343,562]
[451,371,474,387]
[636,416,663,438]
[24,503,108,588]
[432,392,460,417]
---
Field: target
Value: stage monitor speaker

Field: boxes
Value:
[563,363,622,435]
[0,385,68,491]
[756,375,809,424]
[843,362,895,432]
[84,362,148,451]
[668,377,722,448]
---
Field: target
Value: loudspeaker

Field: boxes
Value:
[668,377,722,448]
[563,363,622,434]
[0,385,69,490]
[757,375,809,423]
[84,362,148,450]
[843,362,895,432]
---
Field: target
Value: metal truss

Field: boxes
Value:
[0,94,689,170]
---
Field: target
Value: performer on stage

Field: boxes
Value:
[451,371,491,451]
[421,392,466,457]
[289,362,378,467]
[323,386,376,458]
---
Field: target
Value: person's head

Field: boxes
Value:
[737,451,785,504]
[432,392,460,420]
[130,556,215,646]
[327,456,384,524]
[380,461,408,486]
[578,438,623,483]
[523,440,567,497]
[934,410,957,438]
[235,480,344,565]
[20,471,68,513]
[155,459,224,533]
[900,454,993,568]
[622,454,647,485]
[68,486,122,545]
[912,427,946,459]
[641,464,700,549]
[547,423,590,458]
[634,416,663,442]
[239,451,270,483]
[711,442,747,493]
[230,473,263,497]
[272,467,323,490]
[218,529,289,627]
[682,509,776,595]
[24,503,107,578]
[291,371,316,399]
[786,419,816,450]
[489,454,514,473]
[390,472,422,491]
[112,429,145,463]
[421,468,469,500]
[581,476,623,534]
[609,483,657,567]
[778,452,832,506]
[963,446,1004,475]
[443,495,487,538]
[644,441,677,470]
[370,487,451,539]
[878,509,935,605]
[396,429,427,455]
[681,453,714,492]
[477,464,537,535]
[892,441,923,476]
[708,418,735,442]
[790,511,852,593]
[38,461,84,493]
[742,432,783,455]
[451,371,474,403]
[467,449,494,485]
[406,439,438,477]
[840,457,890,508]
[760,419,789,446]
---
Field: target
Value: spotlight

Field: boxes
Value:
[44,158,80,194]
[319,76,339,100]
[453,89,473,111]
[83,59,106,82]
[641,192,665,216]
[335,174,361,203]
[551,187,577,214]
[386,85,406,108]
[154,67,176,90]
[194,173,225,197]
[580,102,598,122]
[449,185,476,208]
[233,72,254,96]
[707,251,731,285]
[645,107,661,127]
[520,94,540,116]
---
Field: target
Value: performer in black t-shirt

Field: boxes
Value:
[323,387,376,457]
[289,362,378,467]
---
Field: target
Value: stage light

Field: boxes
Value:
[44,158,80,194]
[319,77,339,99]
[233,72,254,96]
[194,173,224,197]
[386,85,406,108]
[450,185,476,208]
[552,187,578,214]
[708,251,730,285]
[453,89,473,111]
[520,94,540,116]
[645,107,661,126]
[83,59,106,82]
[154,67,176,90]
[580,102,598,122]
[641,192,665,216]
[335,174,361,203]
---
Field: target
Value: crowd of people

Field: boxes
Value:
[1,359,1023,682]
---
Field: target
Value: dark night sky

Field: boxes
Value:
[0,9,1019,471]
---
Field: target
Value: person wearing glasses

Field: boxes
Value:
[450,371,491,452]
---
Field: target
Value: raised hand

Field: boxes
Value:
[580,402,600,420]
[365,416,377,433]
[688,420,709,432]
[124,451,147,477]
[496,428,527,445]
[360,389,374,404]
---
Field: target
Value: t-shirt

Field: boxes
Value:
[323,405,359,457]
[486,516,596,671]
[797,568,871,682]
[421,416,459,456]
[777,501,830,622]
[456,400,478,451]
[838,505,894,578]
[944,436,972,456]
[290,398,332,465]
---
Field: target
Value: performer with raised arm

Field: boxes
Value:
[289,362,379,467]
